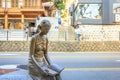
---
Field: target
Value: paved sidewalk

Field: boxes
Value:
[0,52,120,80]
[0,65,120,80]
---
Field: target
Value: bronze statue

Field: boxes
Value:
[28,20,64,80]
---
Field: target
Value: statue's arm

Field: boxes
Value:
[44,38,51,65]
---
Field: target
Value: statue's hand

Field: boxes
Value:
[45,69,49,73]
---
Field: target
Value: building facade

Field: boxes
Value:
[70,0,120,25]
[0,0,47,30]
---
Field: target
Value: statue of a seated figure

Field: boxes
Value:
[28,20,64,80]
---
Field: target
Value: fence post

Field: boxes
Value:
[26,32,28,41]
[7,30,9,41]
[65,31,67,41]
[119,31,120,41]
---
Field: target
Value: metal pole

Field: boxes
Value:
[7,30,8,41]
[119,31,120,41]
[27,32,28,41]
[65,31,67,41]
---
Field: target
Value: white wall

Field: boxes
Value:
[79,25,120,41]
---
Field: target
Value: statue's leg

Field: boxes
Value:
[29,66,42,80]
[44,75,62,80]
[41,76,54,80]
[30,74,41,80]
[55,74,62,80]
[41,75,60,80]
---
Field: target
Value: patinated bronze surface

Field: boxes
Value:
[28,20,63,80]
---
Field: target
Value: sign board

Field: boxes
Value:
[58,18,61,24]
[116,0,120,2]
[115,14,120,22]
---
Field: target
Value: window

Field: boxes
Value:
[2,0,5,8]
[25,0,38,7]
[25,0,27,7]
[11,0,18,7]
[113,3,120,23]
[11,0,14,7]
[2,0,11,8]
[25,0,30,7]
[7,0,11,8]
[75,4,102,19]
[19,0,23,8]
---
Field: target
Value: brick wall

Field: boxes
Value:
[0,41,120,52]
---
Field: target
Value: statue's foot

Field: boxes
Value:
[30,75,41,80]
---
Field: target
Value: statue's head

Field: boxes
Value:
[37,20,51,35]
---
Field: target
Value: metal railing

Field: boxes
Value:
[0,29,70,41]
[0,25,120,41]
[0,29,29,41]
[20,6,43,9]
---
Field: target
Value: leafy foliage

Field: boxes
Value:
[60,10,67,18]
[53,0,66,10]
